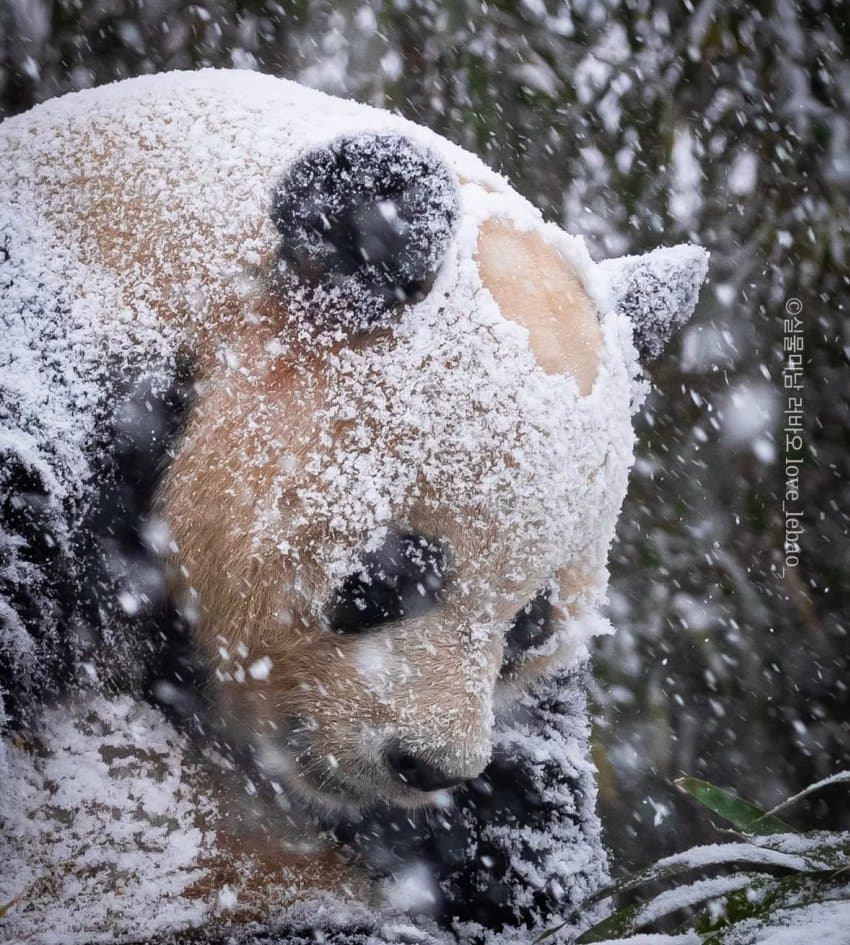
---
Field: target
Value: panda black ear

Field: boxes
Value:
[271,132,461,328]
[599,244,709,363]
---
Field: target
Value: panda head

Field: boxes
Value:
[1,73,707,810]
[144,125,707,811]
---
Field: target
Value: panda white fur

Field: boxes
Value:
[0,70,707,943]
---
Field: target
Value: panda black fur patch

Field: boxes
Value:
[0,333,198,728]
[271,133,460,327]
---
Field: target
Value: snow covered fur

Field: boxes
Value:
[0,71,708,943]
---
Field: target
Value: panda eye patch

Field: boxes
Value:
[500,588,557,675]
[326,531,448,634]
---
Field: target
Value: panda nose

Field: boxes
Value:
[384,743,468,793]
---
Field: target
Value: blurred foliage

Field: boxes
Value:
[1,0,849,872]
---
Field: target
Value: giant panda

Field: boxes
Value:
[0,70,708,944]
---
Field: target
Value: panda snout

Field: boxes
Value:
[384,740,478,794]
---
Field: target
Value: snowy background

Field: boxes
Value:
[1,0,848,876]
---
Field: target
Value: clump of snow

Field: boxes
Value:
[728,150,759,197]
[718,380,778,447]
[248,655,273,680]
[669,127,703,227]
[381,863,440,913]
[217,884,239,910]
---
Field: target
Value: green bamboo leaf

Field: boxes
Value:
[535,910,582,942]
[606,839,820,904]
[693,872,822,935]
[539,827,845,942]
[675,777,794,836]
[757,771,850,822]
[699,878,850,945]
[633,874,758,931]
[574,901,644,943]
[745,830,850,871]
[577,874,761,942]
[534,923,564,942]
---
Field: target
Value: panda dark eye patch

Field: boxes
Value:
[500,588,557,675]
[327,531,448,634]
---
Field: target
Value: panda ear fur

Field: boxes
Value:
[271,132,461,330]
[599,244,709,364]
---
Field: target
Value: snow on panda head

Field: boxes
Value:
[0,70,707,811]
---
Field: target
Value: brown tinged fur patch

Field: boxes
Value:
[476,218,602,394]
